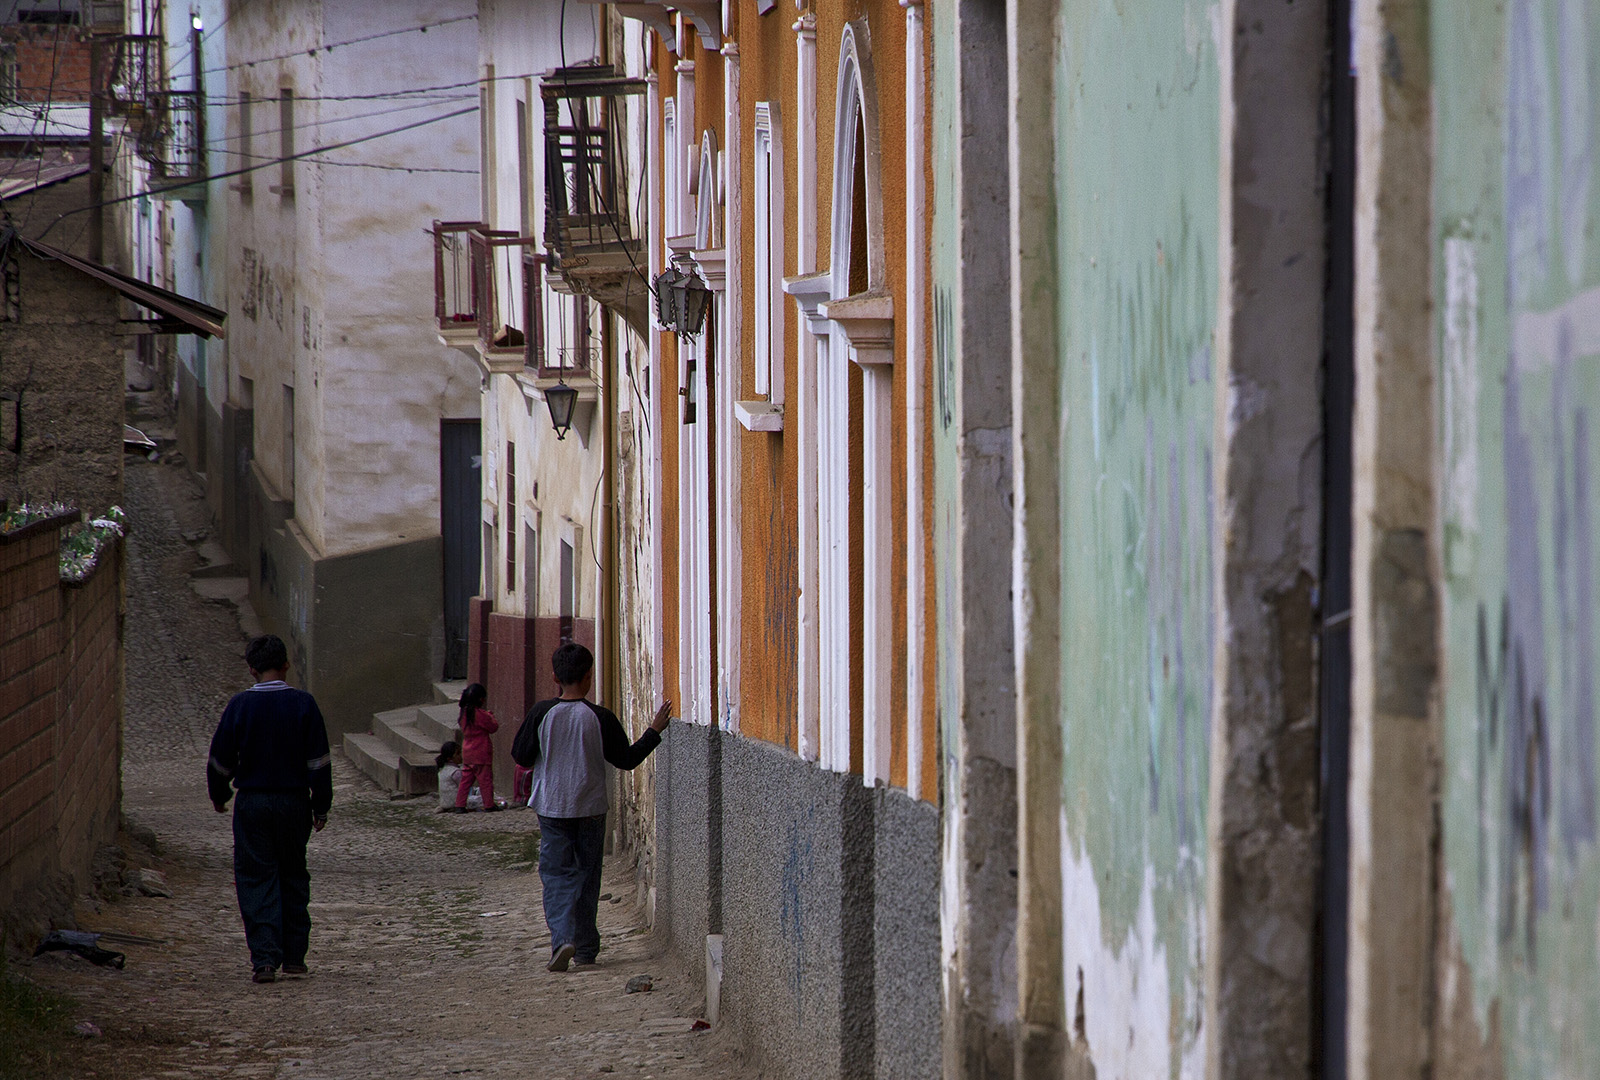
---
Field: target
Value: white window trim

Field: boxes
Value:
[662,98,679,278]
[694,128,719,250]
[753,101,785,404]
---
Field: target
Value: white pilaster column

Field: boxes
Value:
[647,62,666,703]
[674,57,696,237]
[823,293,895,784]
[717,41,742,733]
[901,0,926,799]
[792,12,821,763]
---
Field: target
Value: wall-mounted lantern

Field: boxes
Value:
[653,255,712,340]
[545,380,579,440]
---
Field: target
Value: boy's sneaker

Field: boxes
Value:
[573,957,597,969]
[547,943,576,972]
[251,967,277,984]
[282,963,309,976]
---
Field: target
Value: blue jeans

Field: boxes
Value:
[538,814,606,961]
[233,790,313,971]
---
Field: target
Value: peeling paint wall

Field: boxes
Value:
[1432,1,1600,1075]
[229,0,480,560]
[1051,3,1219,1075]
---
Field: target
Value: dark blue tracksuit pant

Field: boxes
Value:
[233,790,313,971]
[538,814,607,961]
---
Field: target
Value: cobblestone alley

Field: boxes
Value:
[18,456,751,1080]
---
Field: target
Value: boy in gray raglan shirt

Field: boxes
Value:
[511,643,671,971]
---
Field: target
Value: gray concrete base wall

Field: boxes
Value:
[657,727,941,1080]
[657,720,713,966]
[721,734,848,1080]
[873,788,941,1080]
[235,462,443,736]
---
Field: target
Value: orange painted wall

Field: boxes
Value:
[646,0,936,802]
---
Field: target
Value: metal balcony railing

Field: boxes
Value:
[432,220,482,332]
[106,33,161,119]
[143,88,204,183]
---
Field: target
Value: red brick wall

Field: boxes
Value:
[1,26,95,104]
[0,515,123,927]
[55,544,123,877]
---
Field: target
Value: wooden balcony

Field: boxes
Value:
[468,230,543,375]
[432,220,482,352]
[540,66,649,337]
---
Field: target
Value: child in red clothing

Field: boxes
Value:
[456,683,500,811]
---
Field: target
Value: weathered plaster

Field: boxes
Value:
[1043,1,1221,1075]
[1429,1,1600,1076]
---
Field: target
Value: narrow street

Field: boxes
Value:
[20,455,750,1080]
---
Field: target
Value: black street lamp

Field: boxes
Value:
[545,380,579,440]
[678,268,711,338]
[653,255,712,340]
[654,261,685,329]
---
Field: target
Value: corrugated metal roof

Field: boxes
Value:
[10,235,227,339]
[0,152,90,202]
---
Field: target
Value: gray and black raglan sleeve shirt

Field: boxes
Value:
[511,698,661,818]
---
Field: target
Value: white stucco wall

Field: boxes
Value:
[227,0,481,559]
[477,0,608,621]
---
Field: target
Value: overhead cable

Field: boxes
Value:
[204,15,478,75]
[35,104,477,241]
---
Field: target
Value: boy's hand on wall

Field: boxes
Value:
[650,701,672,733]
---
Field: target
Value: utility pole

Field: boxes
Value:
[87,36,104,262]
[191,16,206,176]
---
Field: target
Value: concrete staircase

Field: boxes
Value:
[344,681,467,796]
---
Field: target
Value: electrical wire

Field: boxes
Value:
[213,148,477,174]
[198,70,543,106]
[0,21,66,191]
[165,0,253,76]
[34,103,477,240]
[204,93,475,146]
[204,14,478,75]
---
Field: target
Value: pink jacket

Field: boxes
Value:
[460,707,499,765]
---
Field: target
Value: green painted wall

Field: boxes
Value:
[931,0,962,818]
[1434,0,1600,1074]
[1052,2,1218,1075]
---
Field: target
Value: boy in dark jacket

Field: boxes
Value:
[512,643,670,971]
[207,635,333,984]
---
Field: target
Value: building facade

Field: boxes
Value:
[627,0,941,1075]
[460,0,941,1072]
[934,0,1600,1079]
[455,0,660,824]
[166,0,483,734]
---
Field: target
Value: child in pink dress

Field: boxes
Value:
[456,683,500,811]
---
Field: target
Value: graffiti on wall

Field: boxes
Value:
[239,247,287,330]
[1051,3,1219,1072]
[1436,0,1600,1073]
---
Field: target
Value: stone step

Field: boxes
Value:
[416,703,462,745]
[375,716,440,763]
[344,732,401,792]
[434,680,467,706]
[345,730,437,797]
[399,755,441,797]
